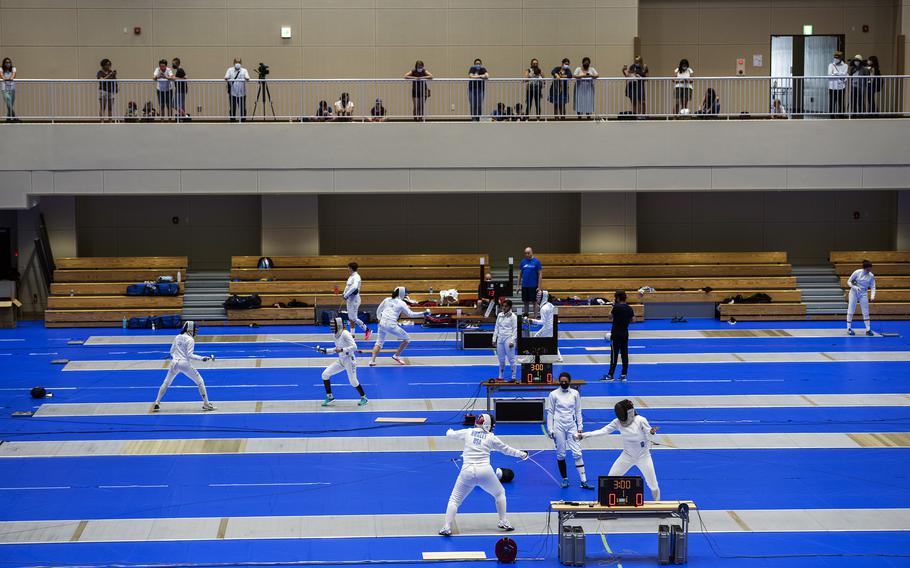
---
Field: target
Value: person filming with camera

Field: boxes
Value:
[224,58,250,122]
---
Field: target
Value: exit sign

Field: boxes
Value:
[803,24,813,35]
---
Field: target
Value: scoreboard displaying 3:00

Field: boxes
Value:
[520,362,553,383]
[598,476,644,507]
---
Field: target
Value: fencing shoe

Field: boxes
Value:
[498,520,515,532]
[364,328,372,341]
[358,396,369,406]
[202,402,216,411]
[561,478,570,488]
[369,360,377,367]
[322,395,335,407]
[866,330,874,336]
[152,403,160,412]
[619,375,627,382]
[847,329,855,335]
[391,354,406,365]
[580,481,594,490]
[438,527,452,536]
[601,374,614,382]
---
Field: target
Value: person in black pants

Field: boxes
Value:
[603,290,634,382]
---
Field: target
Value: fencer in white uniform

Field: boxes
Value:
[439,413,529,536]
[529,289,563,362]
[846,260,876,336]
[547,372,591,489]
[318,317,368,407]
[369,286,429,366]
[493,299,518,380]
[577,399,661,500]
[342,262,370,340]
[153,321,216,412]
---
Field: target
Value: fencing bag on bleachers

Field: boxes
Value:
[153,315,183,329]
[257,257,274,270]
[339,310,371,324]
[126,283,154,296]
[287,299,309,308]
[223,294,262,310]
[154,282,179,296]
[424,313,456,328]
[156,276,175,283]
[127,316,152,329]
[320,310,338,326]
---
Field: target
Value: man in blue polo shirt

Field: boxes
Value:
[518,246,542,317]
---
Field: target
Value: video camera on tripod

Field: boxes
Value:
[252,62,275,119]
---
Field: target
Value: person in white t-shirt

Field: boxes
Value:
[224,58,250,122]
[334,92,354,121]
[152,59,175,119]
[673,59,694,114]
[827,51,849,117]
[2,57,18,121]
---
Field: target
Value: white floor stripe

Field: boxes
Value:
[97,485,168,489]
[1,431,904,459]
[0,508,907,544]
[0,486,71,491]
[33,392,910,418]
[60,350,910,372]
[208,482,331,487]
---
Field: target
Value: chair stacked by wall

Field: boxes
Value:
[45,257,187,327]
[228,254,487,325]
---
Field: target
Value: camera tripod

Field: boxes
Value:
[252,74,276,120]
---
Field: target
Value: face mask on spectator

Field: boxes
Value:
[234,63,241,70]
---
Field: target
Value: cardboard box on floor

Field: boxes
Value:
[0,298,21,328]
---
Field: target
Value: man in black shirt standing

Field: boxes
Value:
[603,290,634,382]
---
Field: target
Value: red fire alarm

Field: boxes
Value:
[134,26,141,35]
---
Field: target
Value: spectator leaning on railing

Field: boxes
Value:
[673,59,694,114]
[370,98,387,122]
[152,59,175,119]
[866,55,882,115]
[573,57,598,119]
[848,54,870,116]
[315,100,332,121]
[827,50,848,117]
[2,57,17,121]
[97,59,117,122]
[172,58,188,119]
[549,58,572,119]
[623,55,648,115]
[334,92,354,121]
[404,60,433,121]
[467,58,489,121]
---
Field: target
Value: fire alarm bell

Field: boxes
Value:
[134,26,141,35]
[736,58,745,75]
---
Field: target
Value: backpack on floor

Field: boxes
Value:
[223,294,262,310]
[153,315,183,329]
[127,316,152,329]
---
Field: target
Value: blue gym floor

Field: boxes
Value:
[1,319,909,567]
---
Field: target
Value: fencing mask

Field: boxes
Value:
[496,467,515,483]
[475,412,495,433]
[182,321,196,336]
[330,316,344,337]
[615,399,635,426]
[30,386,47,399]
[393,286,408,300]
[536,289,550,305]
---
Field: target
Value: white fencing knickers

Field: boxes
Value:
[553,425,583,461]
[321,353,359,387]
[375,321,410,348]
[496,339,516,379]
[847,288,871,331]
[158,361,208,401]
[346,295,367,331]
[608,452,660,501]
[444,463,507,528]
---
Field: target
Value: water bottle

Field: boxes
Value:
[177,271,182,284]
[151,319,156,331]
[122,317,127,329]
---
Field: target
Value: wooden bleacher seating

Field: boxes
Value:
[228,254,487,325]
[830,251,910,319]
[45,257,187,327]
[534,252,802,322]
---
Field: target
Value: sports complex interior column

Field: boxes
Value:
[898,190,910,251]
[579,193,637,253]
[260,195,319,256]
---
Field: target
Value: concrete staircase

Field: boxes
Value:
[793,265,846,316]
[182,270,229,322]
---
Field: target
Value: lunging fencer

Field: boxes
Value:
[846,259,876,336]
[153,321,216,412]
[342,262,371,340]
[577,399,661,500]
[529,289,563,362]
[493,299,518,380]
[439,413,529,536]
[369,286,430,366]
[547,372,591,489]
[318,317,368,407]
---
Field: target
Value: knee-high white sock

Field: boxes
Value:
[864,319,871,331]
[575,458,587,483]
[444,501,458,529]
[652,487,661,501]
[197,383,209,403]
[155,383,168,404]
[495,494,507,522]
